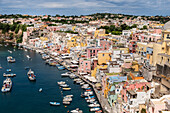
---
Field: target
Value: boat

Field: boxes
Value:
[39,88,42,92]
[88,103,100,107]
[61,72,71,77]
[90,107,100,112]
[85,96,95,100]
[1,78,12,92]
[69,73,77,79]
[8,50,12,53]
[27,69,36,81]
[58,66,65,70]
[87,99,95,103]
[95,110,102,113]
[65,95,73,98]
[63,87,71,91]
[60,84,69,88]
[63,101,70,105]
[57,81,65,85]
[49,102,60,106]
[63,97,72,102]
[3,73,16,77]
[80,82,85,85]
[70,108,83,113]
[56,64,60,67]
[6,69,11,72]
[26,55,31,60]
[7,56,15,63]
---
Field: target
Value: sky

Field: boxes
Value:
[0,0,170,16]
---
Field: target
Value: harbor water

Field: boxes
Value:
[0,44,96,113]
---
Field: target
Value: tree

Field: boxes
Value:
[143,25,147,29]
[131,24,137,28]
[141,108,146,113]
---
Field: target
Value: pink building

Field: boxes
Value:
[154,29,162,34]
[78,58,91,74]
[121,80,149,103]
[87,47,102,59]
[100,40,111,50]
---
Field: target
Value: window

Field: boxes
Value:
[86,63,87,65]
[103,54,104,56]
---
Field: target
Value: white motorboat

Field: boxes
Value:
[90,107,100,112]
[88,103,100,107]
[61,72,71,77]
[1,78,12,92]
[70,108,83,113]
[57,81,65,85]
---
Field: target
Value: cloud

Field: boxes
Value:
[0,0,170,16]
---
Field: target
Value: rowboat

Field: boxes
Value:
[49,102,60,106]
[63,87,71,91]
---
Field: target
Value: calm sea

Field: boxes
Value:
[0,44,94,113]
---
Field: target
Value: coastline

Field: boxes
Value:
[20,44,113,113]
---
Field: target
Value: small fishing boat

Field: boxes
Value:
[63,97,72,102]
[26,55,31,60]
[58,66,65,70]
[57,81,65,85]
[60,84,69,88]
[95,110,102,113]
[6,69,11,72]
[85,96,95,100]
[1,78,12,92]
[39,88,42,92]
[56,64,60,67]
[27,69,36,81]
[61,72,71,77]
[49,102,60,106]
[88,103,100,107]
[87,99,95,103]
[63,87,71,91]
[3,73,16,77]
[90,107,100,112]
[7,56,15,63]
[70,108,83,113]
[65,95,73,98]
[8,50,12,53]
[69,73,77,79]
[63,101,70,105]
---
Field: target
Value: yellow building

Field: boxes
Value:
[136,42,148,56]
[152,21,170,66]
[98,51,112,65]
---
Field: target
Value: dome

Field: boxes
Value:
[163,21,170,30]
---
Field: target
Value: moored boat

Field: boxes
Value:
[90,107,100,112]
[3,73,16,77]
[6,69,11,72]
[63,87,71,91]
[63,101,70,105]
[58,66,65,70]
[61,72,71,77]
[1,78,12,92]
[57,81,65,85]
[49,102,60,106]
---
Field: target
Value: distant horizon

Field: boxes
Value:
[0,0,170,17]
[0,12,169,17]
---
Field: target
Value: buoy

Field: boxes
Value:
[65,106,67,108]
